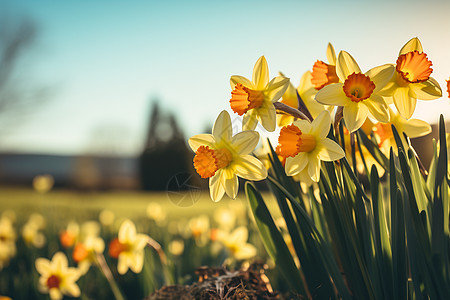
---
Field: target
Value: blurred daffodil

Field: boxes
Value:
[59,221,79,248]
[168,239,184,256]
[379,37,441,119]
[315,51,394,132]
[187,215,210,240]
[72,236,105,274]
[146,202,166,225]
[446,77,450,98]
[108,219,149,275]
[32,174,54,194]
[277,111,345,181]
[230,56,289,131]
[220,226,257,260]
[213,207,236,231]
[0,217,16,270]
[189,110,267,202]
[35,252,81,300]
[373,107,432,153]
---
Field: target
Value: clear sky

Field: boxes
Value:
[1,0,449,156]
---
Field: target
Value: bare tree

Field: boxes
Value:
[0,16,51,131]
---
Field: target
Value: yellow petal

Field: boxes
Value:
[231,131,260,155]
[401,118,432,138]
[308,156,321,182]
[213,110,232,142]
[117,255,129,274]
[253,56,269,90]
[409,77,442,100]
[315,83,348,106]
[293,119,313,134]
[64,284,81,297]
[364,95,389,123]
[209,171,226,202]
[277,114,295,127]
[278,72,298,108]
[235,243,257,260]
[365,64,395,93]
[188,134,216,152]
[267,76,290,102]
[336,51,362,82]
[49,288,63,300]
[394,87,416,119]
[399,37,423,55]
[257,102,276,132]
[326,42,336,65]
[230,75,255,90]
[52,252,68,270]
[35,258,51,275]
[317,139,345,161]
[311,110,332,139]
[285,152,308,176]
[343,102,369,133]
[234,155,267,181]
[242,110,258,131]
[230,226,248,244]
[129,252,144,273]
[119,220,136,243]
[224,175,239,199]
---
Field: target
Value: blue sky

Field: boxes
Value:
[1,0,450,156]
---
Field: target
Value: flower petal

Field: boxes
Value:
[119,220,136,243]
[242,110,258,131]
[394,87,416,119]
[315,83,348,106]
[230,76,255,90]
[308,156,321,182]
[253,56,269,90]
[257,102,276,132]
[285,152,308,176]
[235,244,257,260]
[35,258,51,275]
[224,175,239,199]
[365,64,395,92]
[326,43,336,65]
[231,131,260,155]
[311,110,332,139]
[266,76,290,102]
[401,118,432,138]
[209,171,226,202]
[230,226,248,244]
[129,252,144,274]
[364,94,389,123]
[188,134,216,152]
[409,77,442,100]
[336,51,362,82]
[343,102,369,133]
[293,119,313,134]
[234,155,267,181]
[63,283,81,297]
[399,37,423,55]
[52,252,68,271]
[317,139,345,161]
[213,110,232,142]
[117,255,129,274]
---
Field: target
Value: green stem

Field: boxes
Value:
[147,238,173,285]
[95,253,126,300]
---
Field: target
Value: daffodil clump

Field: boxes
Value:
[188,37,450,299]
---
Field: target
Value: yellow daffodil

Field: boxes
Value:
[146,202,166,225]
[99,209,115,227]
[373,107,432,153]
[35,252,81,300]
[229,56,289,131]
[277,71,333,127]
[379,37,442,119]
[32,174,54,193]
[168,239,184,256]
[0,217,16,270]
[22,213,46,248]
[59,221,79,248]
[446,77,450,98]
[311,43,339,90]
[213,207,236,231]
[315,51,394,132]
[277,111,345,181]
[220,226,257,260]
[108,219,149,275]
[72,236,105,274]
[189,110,267,202]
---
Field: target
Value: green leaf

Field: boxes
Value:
[245,182,306,295]
[357,128,389,169]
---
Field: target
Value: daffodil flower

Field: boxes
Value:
[373,107,432,153]
[379,37,442,119]
[108,220,149,275]
[72,236,105,274]
[315,51,395,132]
[277,70,333,127]
[35,252,81,300]
[220,226,257,260]
[277,110,345,181]
[311,43,339,90]
[189,110,267,202]
[446,77,450,98]
[229,56,289,131]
